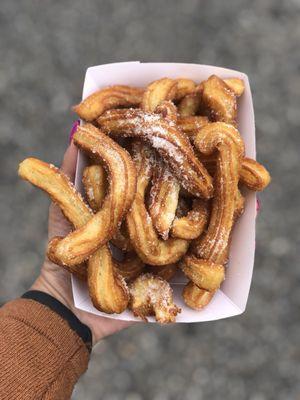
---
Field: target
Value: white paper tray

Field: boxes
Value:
[72,62,256,323]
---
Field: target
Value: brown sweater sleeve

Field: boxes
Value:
[0,298,90,400]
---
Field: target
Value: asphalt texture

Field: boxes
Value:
[0,1,299,399]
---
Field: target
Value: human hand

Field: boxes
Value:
[31,137,133,345]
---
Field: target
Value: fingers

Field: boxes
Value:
[60,141,78,181]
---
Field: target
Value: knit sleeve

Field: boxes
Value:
[0,298,90,399]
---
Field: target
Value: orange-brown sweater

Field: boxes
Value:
[0,293,91,399]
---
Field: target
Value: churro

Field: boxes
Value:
[201,75,238,125]
[73,85,144,121]
[129,273,180,323]
[97,108,213,198]
[126,142,189,265]
[47,123,137,267]
[18,157,129,314]
[171,199,209,240]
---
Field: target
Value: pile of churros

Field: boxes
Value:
[18,75,270,323]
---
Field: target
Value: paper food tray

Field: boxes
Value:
[71,62,256,323]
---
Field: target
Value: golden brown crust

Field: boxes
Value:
[82,163,134,252]
[198,153,271,192]
[97,108,213,198]
[142,78,177,112]
[180,256,225,291]
[73,85,144,121]
[47,124,137,267]
[18,158,92,229]
[88,246,129,314]
[192,122,244,264]
[240,157,271,191]
[177,93,201,117]
[177,116,210,138]
[148,100,180,239]
[126,142,189,265]
[149,160,180,240]
[171,199,209,240]
[129,273,180,323]
[223,78,245,97]
[182,282,215,310]
[18,157,130,313]
[201,75,238,125]
[82,164,107,212]
[174,78,196,101]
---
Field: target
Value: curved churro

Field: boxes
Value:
[197,154,271,192]
[192,122,244,262]
[182,282,215,310]
[82,163,134,252]
[126,142,189,265]
[142,78,177,112]
[171,199,209,240]
[47,123,137,267]
[181,256,225,291]
[18,157,129,313]
[82,164,107,212]
[73,85,144,121]
[201,75,238,125]
[97,108,213,198]
[129,273,180,323]
[18,158,90,280]
[240,157,271,191]
[149,100,180,239]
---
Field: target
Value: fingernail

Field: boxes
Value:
[69,120,80,144]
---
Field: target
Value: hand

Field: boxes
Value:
[31,140,133,345]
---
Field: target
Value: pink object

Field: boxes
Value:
[69,120,80,143]
[256,198,261,213]
[72,62,257,323]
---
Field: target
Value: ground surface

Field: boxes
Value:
[0,1,299,399]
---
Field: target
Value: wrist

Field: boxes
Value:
[31,274,73,311]
[32,264,97,345]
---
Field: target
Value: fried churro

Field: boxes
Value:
[171,199,209,240]
[191,122,244,262]
[97,108,213,198]
[201,75,238,125]
[129,273,180,323]
[126,142,189,265]
[47,123,137,267]
[18,157,129,314]
[73,85,144,121]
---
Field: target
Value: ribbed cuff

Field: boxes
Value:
[22,290,92,352]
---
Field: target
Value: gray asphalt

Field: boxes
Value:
[0,1,299,399]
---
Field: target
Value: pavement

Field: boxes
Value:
[0,0,299,399]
